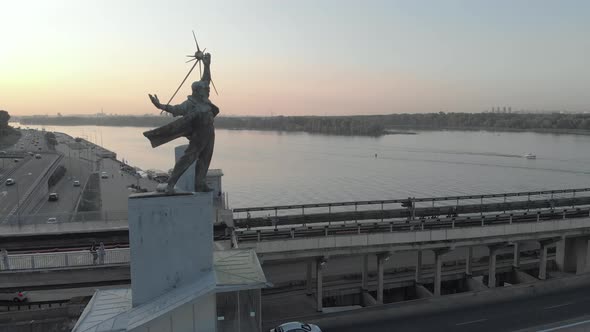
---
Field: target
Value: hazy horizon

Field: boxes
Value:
[2,0,589,117]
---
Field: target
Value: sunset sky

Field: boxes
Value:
[1,0,589,116]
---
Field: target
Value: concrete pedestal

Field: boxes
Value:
[128,192,213,307]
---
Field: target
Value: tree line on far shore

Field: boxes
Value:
[16,112,590,136]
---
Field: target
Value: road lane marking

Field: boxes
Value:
[544,302,574,310]
[455,318,488,326]
[536,318,590,331]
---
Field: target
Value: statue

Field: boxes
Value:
[143,52,219,193]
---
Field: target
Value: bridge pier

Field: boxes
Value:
[361,254,369,291]
[556,236,590,274]
[488,245,504,288]
[306,260,313,296]
[465,247,472,276]
[513,242,520,269]
[415,250,423,283]
[316,257,326,312]
[434,249,451,296]
[376,252,391,303]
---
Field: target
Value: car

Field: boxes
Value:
[35,154,41,159]
[5,178,15,186]
[73,180,81,187]
[38,147,42,150]
[270,322,322,332]
[48,193,59,201]
[13,159,19,163]
[27,151,34,156]
[0,291,28,302]
[46,217,58,224]
[101,172,109,179]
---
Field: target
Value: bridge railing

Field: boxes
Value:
[232,188,590,224]
[0,248,130,271]
[1,210,129,226]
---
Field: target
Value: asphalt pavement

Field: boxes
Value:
[0,144,56,222]
[317,285,590,332]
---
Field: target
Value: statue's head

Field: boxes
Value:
[191,80,210,99]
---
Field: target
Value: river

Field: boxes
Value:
[11,123,590,209]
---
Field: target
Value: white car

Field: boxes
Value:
[5,178,15,186]
[101,172,109,179]
[47,217,58,224]
[73,180,81,187]
[0,291,28,302]
[270,322,322,332]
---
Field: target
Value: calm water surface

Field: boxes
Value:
[13,123,590,208]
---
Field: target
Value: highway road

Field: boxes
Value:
[316,284,590,332]
[0,130,57,223]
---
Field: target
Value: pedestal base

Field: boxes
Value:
[128,191,213,307]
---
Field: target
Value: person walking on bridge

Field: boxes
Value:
[1,249,9,271]
[98,242,106,265]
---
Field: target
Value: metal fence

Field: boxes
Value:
[2,210,129,226]
[0,248,130,271]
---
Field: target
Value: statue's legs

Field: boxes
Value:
[194,128,215,192]
[166,145,199,193]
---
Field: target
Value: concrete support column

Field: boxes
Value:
[434,250,446,296]
[513,242,520,269]
[361,254,369,291]
[376,253,389,304]
[555,237,566,272]
[306,260,313,296]
[488,247,498,288]
[415,250,423,282]
[316,258,325,312]
[465,247,473,276]
[539,244,548,280]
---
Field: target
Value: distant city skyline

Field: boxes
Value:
[1,0,589,116]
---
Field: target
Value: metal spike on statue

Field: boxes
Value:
[143,30,220,194]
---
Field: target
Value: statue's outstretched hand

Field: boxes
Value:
[149,94,162,110]
[203,53,211,66]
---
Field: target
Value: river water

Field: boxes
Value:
[11,123,590,208]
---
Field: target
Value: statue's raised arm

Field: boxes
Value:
[201,53,211,83]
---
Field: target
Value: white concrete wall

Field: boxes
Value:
[128,192,213,307]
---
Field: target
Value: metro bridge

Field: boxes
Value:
[3,188,590,312]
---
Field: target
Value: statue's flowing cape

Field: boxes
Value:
[143,112,200,148]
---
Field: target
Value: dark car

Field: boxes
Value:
[48,193,59,201]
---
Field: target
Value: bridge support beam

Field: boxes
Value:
[434,249,451,296]
[316,257,326,312]
[415,250,423,282]
[465,247,472,276]
[361,254,369,291]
